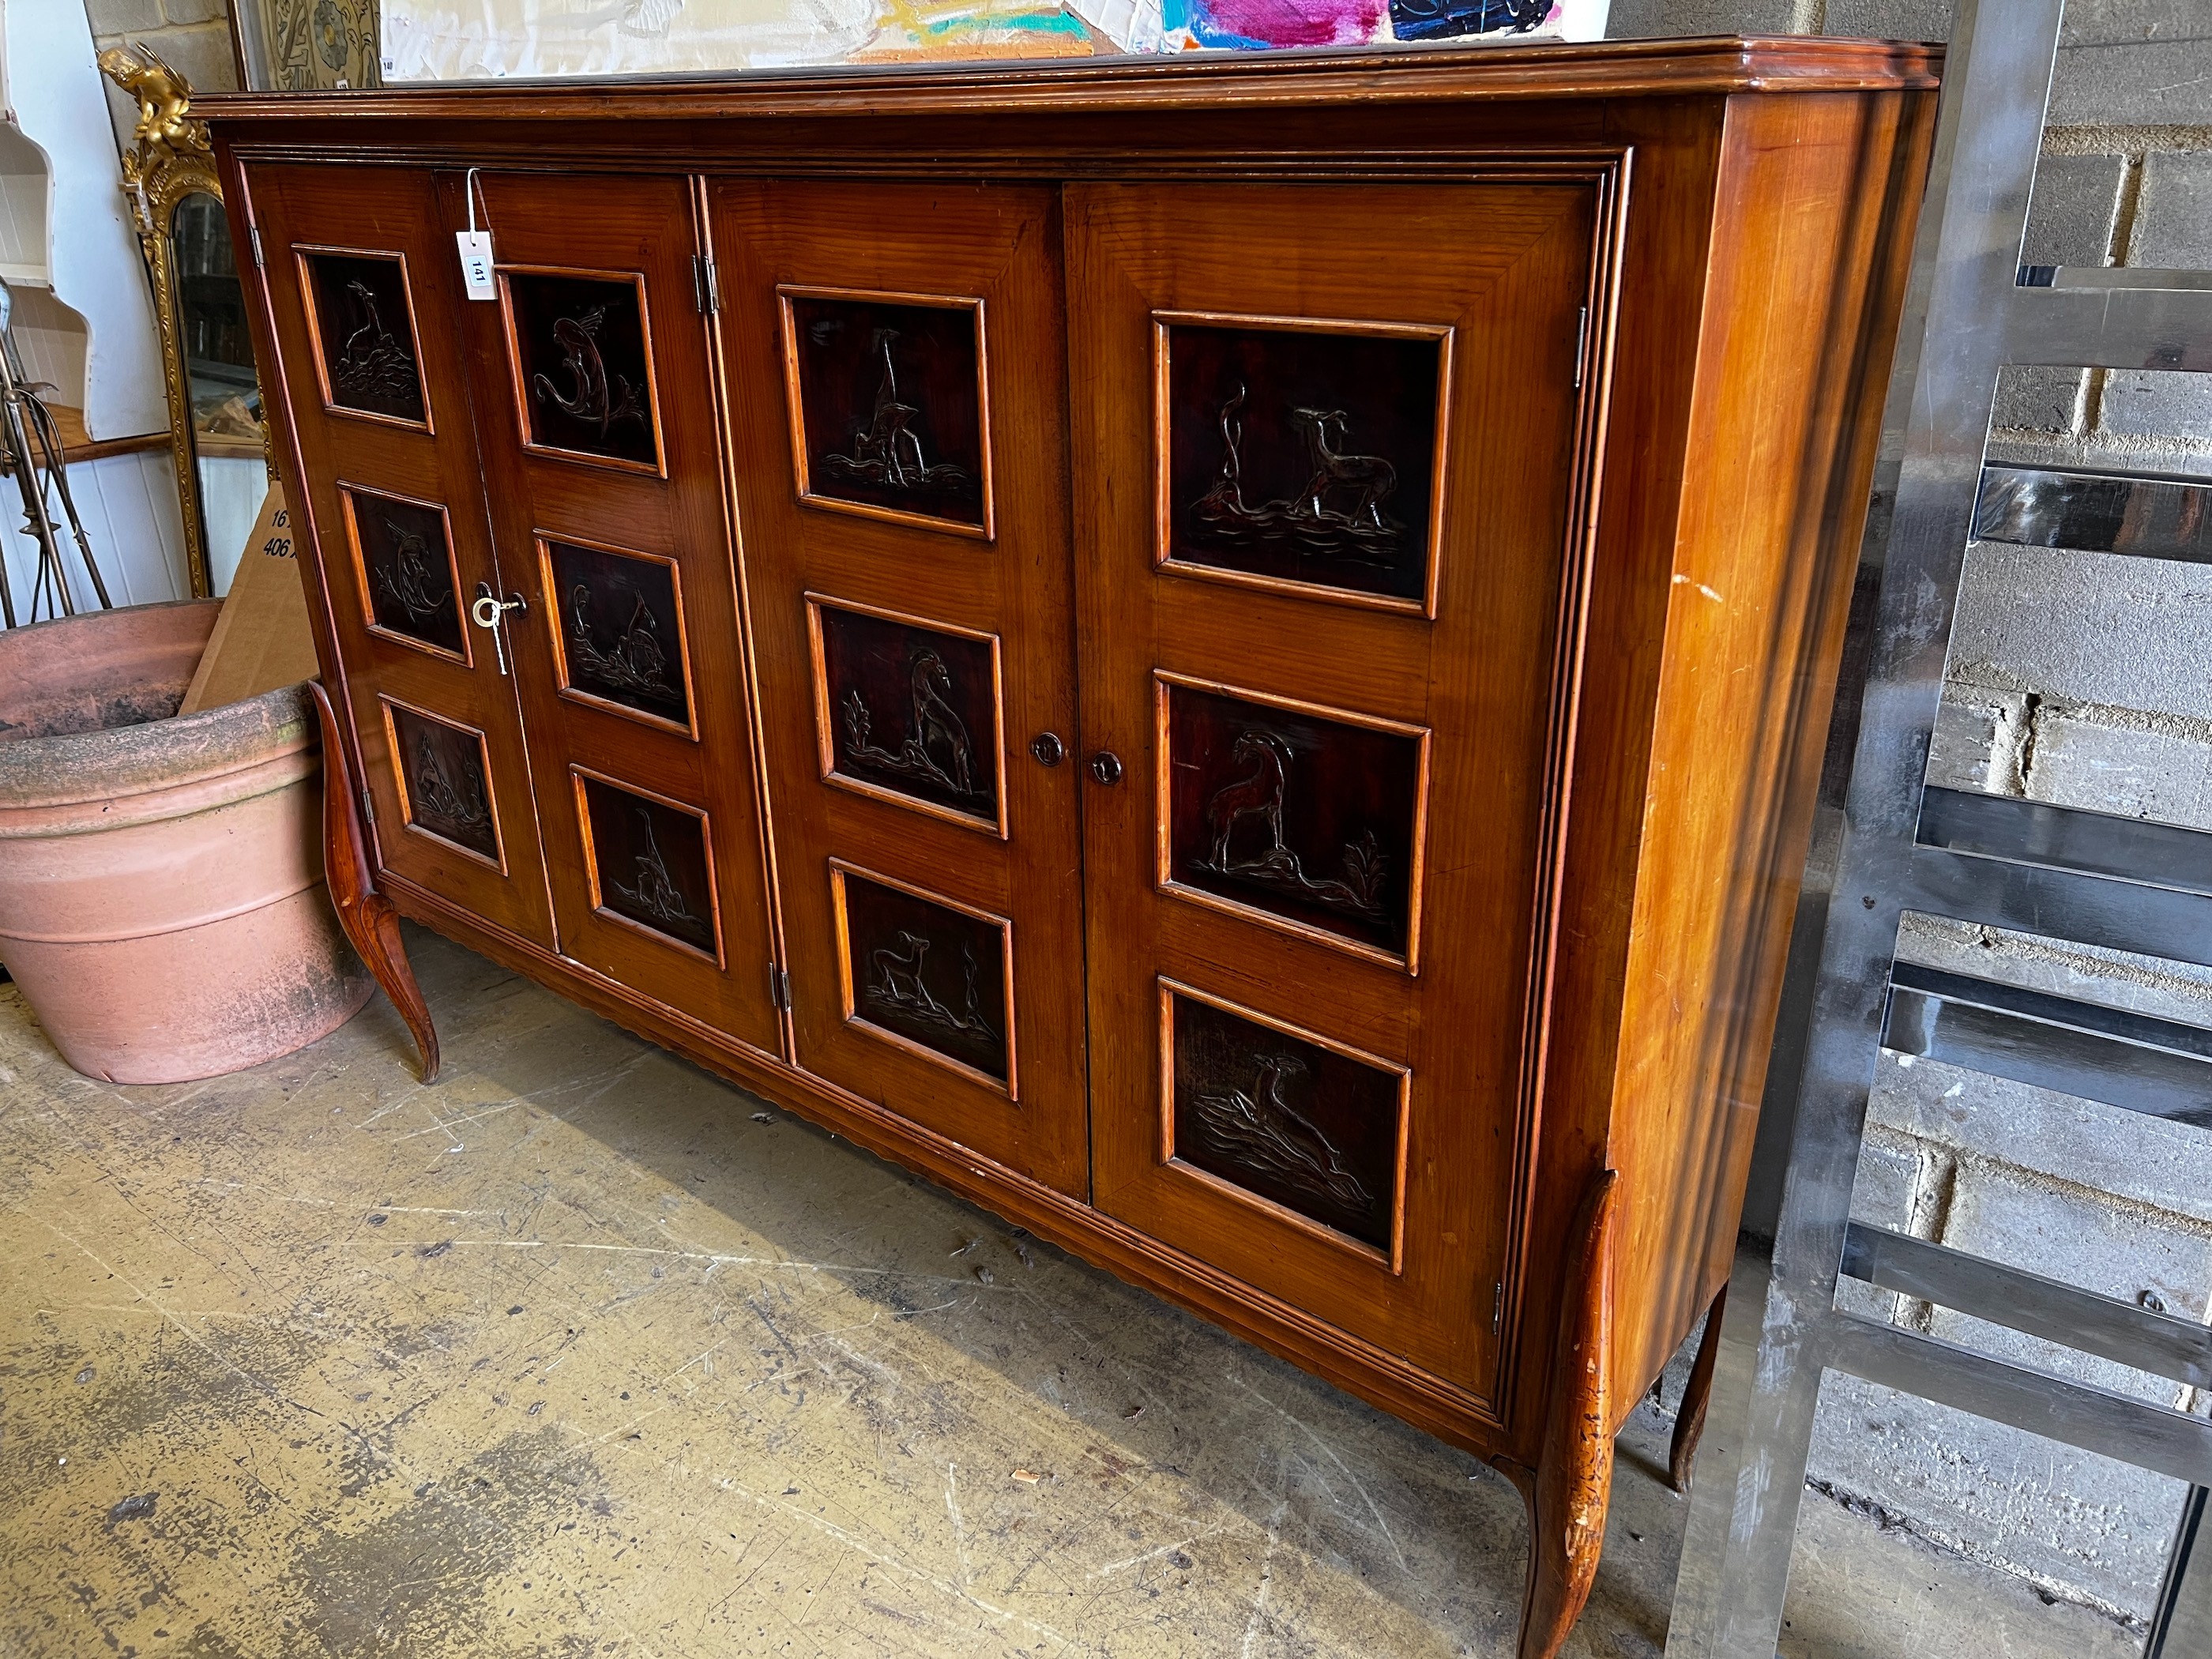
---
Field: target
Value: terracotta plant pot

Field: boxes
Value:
[0,600,370,1082]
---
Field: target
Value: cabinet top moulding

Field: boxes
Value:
[198,37,1939,138]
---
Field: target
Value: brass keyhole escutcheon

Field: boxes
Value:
[1089,750,1124,785]
[1030,732,1065,767]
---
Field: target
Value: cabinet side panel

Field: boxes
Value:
[1604,85,1936,1415]
[1498,101,1725,1456]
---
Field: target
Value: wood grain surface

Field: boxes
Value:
[451,169,784,1060]
[216,46,1938,1657]
[310,675,439,1082]
[239,163,556,951]
[710,178,1090,1195]
[1070,175,1601,1409]
[1514,1167,1620,1659]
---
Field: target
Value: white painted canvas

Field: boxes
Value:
[382,0,1608,83]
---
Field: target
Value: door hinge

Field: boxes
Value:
[249,224,265,268]
[769,964,791,1010]
[1572,306,1588,390]
[1492,1281,1505,1335]
[358,783,376,826]
[693,254,720,314]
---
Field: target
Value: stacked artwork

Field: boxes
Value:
[377,0,1607,81]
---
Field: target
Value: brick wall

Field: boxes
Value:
[1620,0,2212,1630]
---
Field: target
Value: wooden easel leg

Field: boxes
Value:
[1515,1167,1621,1659]
[1669,1285,1727,1493]
[310,679,439,1082]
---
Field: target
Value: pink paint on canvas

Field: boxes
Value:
[1197,0,1392,47]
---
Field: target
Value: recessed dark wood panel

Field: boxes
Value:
[579,773,717,957]
[1163,679,1426,959]
[548,539,690,728]
[785,292,988,531]
[814,600,999,824]
[347,487,464,657]
[389,702,499,863]
[1168,985,1403,1254]
[1162,318,1445,606]
[837,867,1010,1085]
[502,269,660,469]
[303,251,426,423]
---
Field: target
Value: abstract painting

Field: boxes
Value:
[377,0,1607,80]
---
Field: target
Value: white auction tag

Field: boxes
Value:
[455,230,495,301]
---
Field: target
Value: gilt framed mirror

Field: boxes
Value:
[102,44,273,597]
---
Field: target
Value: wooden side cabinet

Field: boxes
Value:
[209,39,1938,1655]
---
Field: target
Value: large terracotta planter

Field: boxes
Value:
[0,600,370,1082]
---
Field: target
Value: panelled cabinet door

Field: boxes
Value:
[709,180,1088,1194]
[1068,182,1603,1398]
[449,172,784,1059]
[242,163,555,950]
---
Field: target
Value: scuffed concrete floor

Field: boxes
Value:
[0,928,2146,1657]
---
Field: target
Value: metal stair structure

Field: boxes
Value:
[1662,0,2212,1652]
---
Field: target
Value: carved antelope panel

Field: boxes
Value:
[547,539,690,728]
[815,600,999,825]
[389,703,499,863]
[1164,680,1426,960]
[303,251,426,423]
[784,292,988,531]
[578,774,717,957]
[346,487,463,657]
[502,269,660,469]
[1168,987,1403,1254]
[1162,319,1444,607]
[837,868,1010,1085]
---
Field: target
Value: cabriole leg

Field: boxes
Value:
[310,679,439,1082]
[1515,1167,1621,1659]
[1669,1285,1727,1493]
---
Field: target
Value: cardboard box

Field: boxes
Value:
[181,483,321,715]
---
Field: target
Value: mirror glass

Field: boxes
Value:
[169,190,265,595]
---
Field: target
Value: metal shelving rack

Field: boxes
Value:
[1662,0,2212,1653]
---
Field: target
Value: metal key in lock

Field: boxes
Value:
[471,583,528,675]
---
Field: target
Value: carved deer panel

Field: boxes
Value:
[1161,677,1428,963]
[388,701,501,865]
[835,865,1012,1088]
[500,268,660,470]
[813,599,1000,828]
[345,486,465,660]
[301,250,426,425]
[547,538,691,731]
[783,290,988,533]
[577,773,718,958]
[1167,984,1405,1256]
[1161,318,1445,609]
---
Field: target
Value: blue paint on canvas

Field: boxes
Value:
[1386,0,1554,41]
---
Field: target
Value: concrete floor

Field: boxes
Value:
[0,927,2146,1658]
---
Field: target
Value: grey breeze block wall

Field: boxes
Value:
[1616,0,2212,1631]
